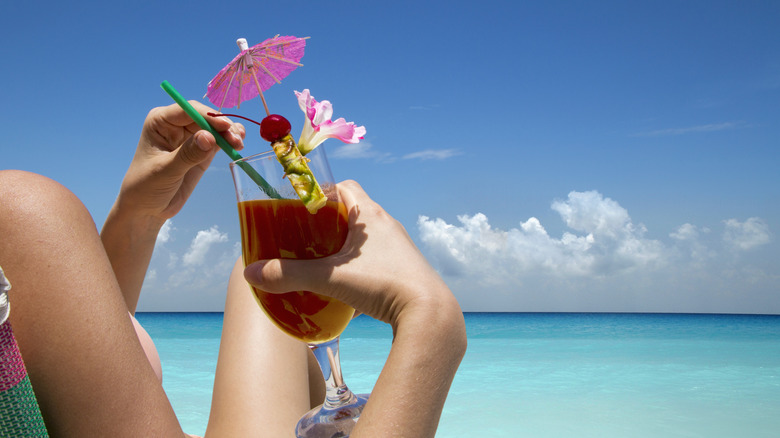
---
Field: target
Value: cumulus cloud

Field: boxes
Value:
[156,220,174,246]
[139,191,776,313]
[670,223,700,241]
[417,190,776,313]
[141,224,239,311]
[723,217,771,250]
[183,226,229,266]
[420,191,663,281]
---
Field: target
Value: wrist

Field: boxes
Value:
[100,201,166,313]
[101,202,167,246]
[393,285,467,359]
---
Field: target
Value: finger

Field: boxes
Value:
[196,111,245,151]
[244,258,338,295]
[188,122,245,152]
[336,179,375,216]
[165,130,219,176]
[156,101,231,130]
[225,122,246,151]
[245,181,378,294]
[156,102,245,150]
[244,257,386,322]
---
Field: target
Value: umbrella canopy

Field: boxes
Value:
[205,36,308,115]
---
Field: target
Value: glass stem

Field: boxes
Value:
[309,336,357,409]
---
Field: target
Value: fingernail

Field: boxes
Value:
[195,132,211,151]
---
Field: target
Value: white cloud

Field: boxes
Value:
[669,223,714,266]
[670,223,699,241]
[420,191,663,281]
[331,141,461,163]
[723,217,771,250]
[330,140,395,163]
[139,190,777,313]
[156,220,174,246]
[402,149,462,160]
[183,226,229,266]
[635,121,745,137]
[417,190,776,313]
[167,252,179,269]
[331,141,377,159]
[140,224,239,311]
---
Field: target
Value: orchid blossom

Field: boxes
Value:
[295,89,366,155]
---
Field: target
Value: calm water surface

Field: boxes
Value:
[136,312,780,437]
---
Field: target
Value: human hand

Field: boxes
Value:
[243,180,466,437]
[115,101,246,223]
[242,180,460,329]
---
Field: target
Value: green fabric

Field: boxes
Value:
[0,374,48,437]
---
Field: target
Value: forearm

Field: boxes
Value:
[100,202,165,313]
[353,295,467,437]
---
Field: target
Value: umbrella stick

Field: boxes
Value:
[160,80,280,199]
[251,72,271,116]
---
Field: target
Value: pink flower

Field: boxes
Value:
[295,89,366,155]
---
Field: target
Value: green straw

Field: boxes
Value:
[160,80,280,199]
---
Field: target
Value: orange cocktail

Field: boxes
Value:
[238,198,353,343]
[226,106,370,436]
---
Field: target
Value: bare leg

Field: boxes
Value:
[205,258,325,437]
[0,170,183,436]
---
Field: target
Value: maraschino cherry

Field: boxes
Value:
[259,114,291,142]
[207,112,291,143]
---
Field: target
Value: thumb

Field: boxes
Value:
[244,258,337,296]
[168,131,217,175]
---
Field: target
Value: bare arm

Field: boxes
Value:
[243,180,467,437]
[100,103,245,312]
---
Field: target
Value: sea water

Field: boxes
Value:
[136,312,780,437]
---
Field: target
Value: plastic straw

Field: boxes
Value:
[160,80,280,199]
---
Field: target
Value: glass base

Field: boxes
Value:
[295,393,370,438]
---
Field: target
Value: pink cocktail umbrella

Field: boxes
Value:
[205,36,308,116]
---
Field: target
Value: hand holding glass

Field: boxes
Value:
[230,147,368,437]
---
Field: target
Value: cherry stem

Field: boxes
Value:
[207,112,262,126]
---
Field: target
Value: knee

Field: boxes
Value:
[0,170,93,234]
[0,170,81,206]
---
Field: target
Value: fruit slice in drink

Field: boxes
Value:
[269,134,327,214]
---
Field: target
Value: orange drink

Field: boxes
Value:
[238,198,353,343]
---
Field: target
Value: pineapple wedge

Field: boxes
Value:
[270,134,327,214]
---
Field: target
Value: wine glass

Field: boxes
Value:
[230,146,369,437]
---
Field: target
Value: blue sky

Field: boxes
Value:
[2,1,778,312]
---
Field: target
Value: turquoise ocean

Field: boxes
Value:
[135,312,780,437]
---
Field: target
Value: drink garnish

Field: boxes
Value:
[209,112,328,213]
[260,114,292,142]
[203,37,365,214]
[269,131,328,214]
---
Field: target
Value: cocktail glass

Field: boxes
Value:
[230,147,369,438]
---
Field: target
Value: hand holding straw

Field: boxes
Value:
[160,80,280,199]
